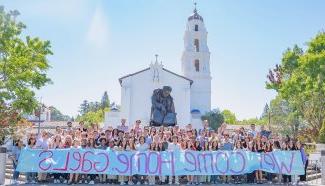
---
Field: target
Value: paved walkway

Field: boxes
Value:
[3,180,324,186]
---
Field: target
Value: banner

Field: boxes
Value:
[17,148,304,175]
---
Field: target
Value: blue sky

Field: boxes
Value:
[1,0,325,120]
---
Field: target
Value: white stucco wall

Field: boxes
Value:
[120,65,191,128]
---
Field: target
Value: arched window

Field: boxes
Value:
[195,24,199,31]
[194,59,200,72]
[194,39,199,52]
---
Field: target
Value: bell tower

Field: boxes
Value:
[181,3,211,115]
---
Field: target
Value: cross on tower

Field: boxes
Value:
[155,54,159,63]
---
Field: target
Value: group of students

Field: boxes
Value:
[9,120,309,185]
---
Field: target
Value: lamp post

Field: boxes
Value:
[37,97,42,136]
[268,110,272,131]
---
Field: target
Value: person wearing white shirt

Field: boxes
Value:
[167,136,180,185]
[35,131,49,183]
[35,131,49,149]
[117,118,129,132]
[135,136,148,185]
[248,124,258,138]
[135,136,149,151]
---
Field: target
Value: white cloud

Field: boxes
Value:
[86,5,109,49]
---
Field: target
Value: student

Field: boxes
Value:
[135,136,149,184]
[118,138,128,185]
[86,137,96,184]
[264,141,273,184]
[168,136,180,185]
[209,140,219,184]
[200,141,210,184]
[68,139,81,185]
[10,139,24,184]
[148,142,157,185]
[220,134,233,184]
[51,134,63,184]
[98,137,108,184]
[117,118,129,132]
[185,140,195,185]
[281,142,292,184]
[296,141,308,184]
[157,142,166,185]
[36,131,50,183]
[25,136,37,184]
[246,142,255,184]
[127,138,136,185]
[61,135,73,184]
[255,138,264,184]
[233,140,244,184]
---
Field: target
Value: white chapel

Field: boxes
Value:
[105,5,211,129]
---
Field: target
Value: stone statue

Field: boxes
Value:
[150,86,177,126]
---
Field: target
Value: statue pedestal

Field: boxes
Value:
[191,111,203,130]
[104,110,121,129]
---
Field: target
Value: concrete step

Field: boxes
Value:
[307,173,321,181]
[5,167,322,183]
[307,170,320,174]
[5,173,25,182]
[6,164,13,169]
[5,168,26,175]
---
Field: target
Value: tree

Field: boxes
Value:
[261,103,270,119]
[77,91,111,126]
[49,106,71,121]
[79,100,89,115]
[88,101,101,112]
[101,91,110,110]
[221,109,237,124]
[319,122,325,143]
[266,32,325,141]
[76,108,108,127]
[0,7,52,114]
[201,109,224,130]
[237,117,266,125]
[268,96,306,139]
[0,7,52,144]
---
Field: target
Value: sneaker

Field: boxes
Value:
[89,180,95,185]
[12,180,18,184]
[169,182,173,185]
[137,182,141,185]
[175,181,180,185]
[85,180,88,184]
[120,182,125,185]
[31,180,37,184]
[144,181,148,185]
[128,181,134,185]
